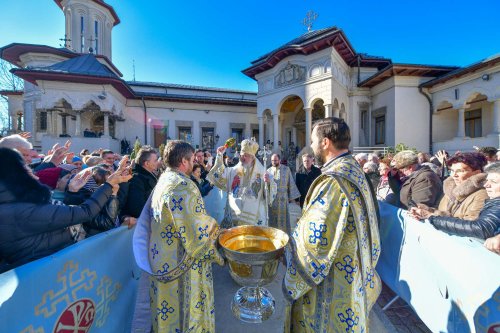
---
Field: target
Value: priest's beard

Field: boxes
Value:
[314,151,325,167]
[239,159,255,186]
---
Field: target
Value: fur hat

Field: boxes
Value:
[240,139,259,156]
[391,150,418,169]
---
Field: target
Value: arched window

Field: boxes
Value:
[94,20,99,54]
[80,16,85,53]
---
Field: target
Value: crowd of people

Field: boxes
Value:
[0,120,499,332]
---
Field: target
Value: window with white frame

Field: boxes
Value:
[465,109,482,138]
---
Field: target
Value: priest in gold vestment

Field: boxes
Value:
[267,153,301,235]
[147,141,224,333]
[283,118,381,333]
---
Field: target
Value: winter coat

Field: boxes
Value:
[0,182,114,271]
[429,197,500,240]
[435,173,488,220]
[399,165,443,209]
[122,164,158,218]
[376,176,397,205]
[63,186,119,237]
[295,165,322,207]
[190,176,213,197]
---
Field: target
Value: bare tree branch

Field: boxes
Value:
[0,60,24,135]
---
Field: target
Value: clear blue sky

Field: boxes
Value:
[0,0,499,92]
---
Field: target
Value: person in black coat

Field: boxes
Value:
[121,146,159,224]
[411,162,500,241]
[295,153,322,208]
[0,148,131,272]
[63,165,120,237]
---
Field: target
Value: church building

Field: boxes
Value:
[1,0,499,157]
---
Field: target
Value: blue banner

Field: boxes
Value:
[0,227,141,333]
[377,202,500,333]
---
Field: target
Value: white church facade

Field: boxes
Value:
[1,0,499,157]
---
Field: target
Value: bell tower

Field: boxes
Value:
[54,0,120,60]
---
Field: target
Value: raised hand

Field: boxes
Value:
[64,152,75,164]
[435,150,447,166]
[216,146,226,155]
[19,132,32,139]
[106,166,133,186]
[68,169,93,193]
[46,142,71,166]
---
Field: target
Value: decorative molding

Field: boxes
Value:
[372,107,386,118]
[274,62,306,89]
[229,122,246,129]
[199,121,216,128]
[175,120,193,127]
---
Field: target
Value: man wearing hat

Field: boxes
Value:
[207,138,276,226]
[390,150,443,209]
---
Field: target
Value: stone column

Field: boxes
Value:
[258,116,264,147]
[74,111,82,136]
[304,107,312,147]
[10,114,16,131]
[273,113,279,151]
[46,110,53,135]
[324,104,332,118]
[333,107,340,118]
[456,107,465,138]
[267,115,273,144]
[492,99,500,134]
[292,127,297,146]
[103,112,110,137]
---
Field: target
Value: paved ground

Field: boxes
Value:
[376,282,432,333]
[132,264,430,332]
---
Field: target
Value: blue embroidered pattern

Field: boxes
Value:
[338,308,359,333]
[160,225,178,245]
[171,197,183,211]
[335,255,356,284]
[309,222,328,246]
[203,249,215,261]
[372,244,380,261]
[346,216,355,233]
[195,291,206,310]
[198,225,209,240]
[177,226,186,243]
[157,300,174,320]
[156,263,170,275]
[191,260,203,274]
[150,243,159,259]
[311,190,326,206]
[151,281,157,295]
[364,268,375,289]
[311,261,327,279]
[195,197,205,213]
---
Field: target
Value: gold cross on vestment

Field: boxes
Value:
[302,10,318,32]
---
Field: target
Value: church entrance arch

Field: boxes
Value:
[92,114,115,138]
[278,95,305,161]
[294,99,325,149]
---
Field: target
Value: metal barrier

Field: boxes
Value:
[352,146,390,155]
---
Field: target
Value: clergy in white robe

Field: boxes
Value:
[207,139,276,227]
